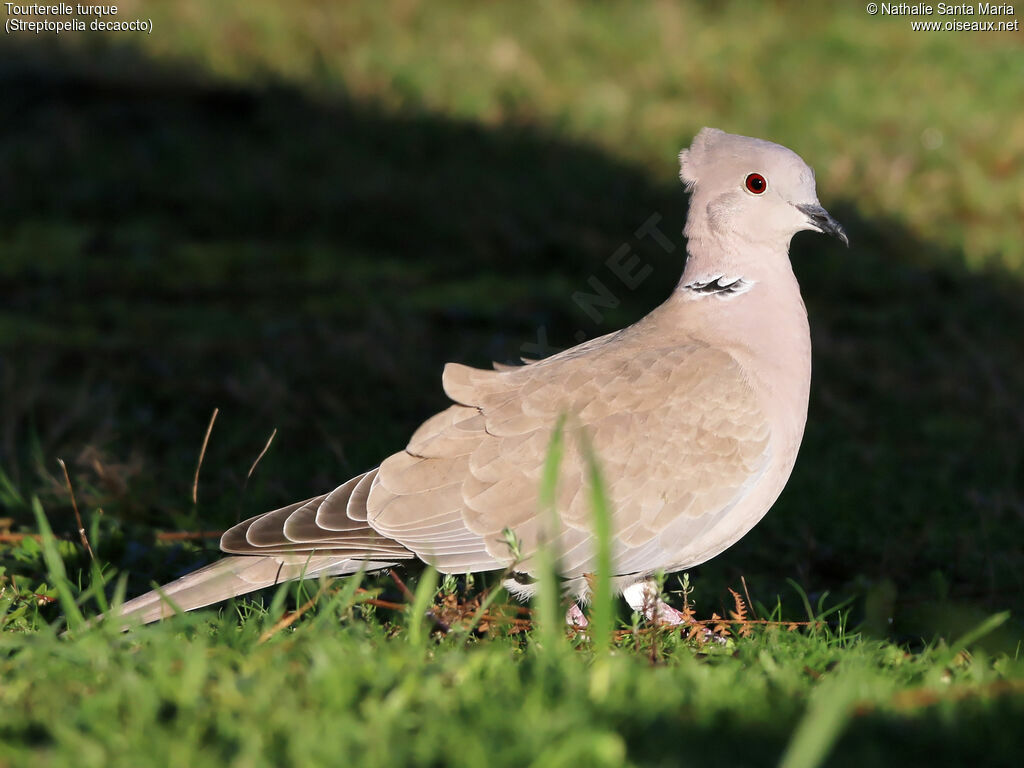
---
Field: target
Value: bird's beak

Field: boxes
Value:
[796,203,849,247]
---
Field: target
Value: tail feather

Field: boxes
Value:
[109,554,397,627]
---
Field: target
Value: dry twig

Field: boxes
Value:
[0,533,41,543]
[57,458,94,562]
[258,581,330,643]
[246,428,278,482]
[388,568,416,602]
[192,407,219,505]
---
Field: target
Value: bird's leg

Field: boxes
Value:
[623,580,728,644]
[566,584,726,645]
[565,602,589,629]
[563,582,686,628]
[622,580,687,625]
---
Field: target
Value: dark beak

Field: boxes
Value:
[797,203,849,247]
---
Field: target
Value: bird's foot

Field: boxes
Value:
[621,580,726,644]
[565,602,589,629]
[564,584,686,628]
[622,581,687,625]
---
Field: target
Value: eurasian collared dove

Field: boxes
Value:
[112,128,847,627]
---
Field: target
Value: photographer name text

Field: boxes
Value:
[876,3,1013,14]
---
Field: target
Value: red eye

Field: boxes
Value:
[745,173,767,194]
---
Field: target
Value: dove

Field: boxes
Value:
[111,128,847,627]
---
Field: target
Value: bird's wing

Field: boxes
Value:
[220,472,416,561]
[366,331,772,578]
[214,332,771,580]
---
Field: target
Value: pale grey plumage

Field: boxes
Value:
[112,128,846,626]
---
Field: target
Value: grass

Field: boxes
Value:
[5,590,1024,768]
[2,0,1024,765]
[2,505,1022,768]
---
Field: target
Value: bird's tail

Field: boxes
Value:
[107,553,397,628]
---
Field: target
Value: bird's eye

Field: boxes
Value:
[745,173,767,194]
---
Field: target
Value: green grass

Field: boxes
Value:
[2,541,1022,767]
[2,0,1024,765]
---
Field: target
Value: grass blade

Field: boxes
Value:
[787,578,816,623]
[407,566,439,646]
[266,573,295,624]
[578,426,613,652]
[949,611,1011,655]
[0,464,26,509]
[778,673,858,768]
[534,413,567,652]
[310,570,365,631]
[32,498,85,632]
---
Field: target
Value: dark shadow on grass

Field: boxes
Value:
[0,39,1021,639]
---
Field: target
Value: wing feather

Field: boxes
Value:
[357,331,770,579]
[218,326,771,583]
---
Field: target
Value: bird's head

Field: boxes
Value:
[679,128,848,250]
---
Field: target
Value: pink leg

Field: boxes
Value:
[622,581,686,625]
[565,602,589,629]
[622,580,727,643]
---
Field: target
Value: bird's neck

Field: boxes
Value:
[667,234,813,443]
[678,225,792,285]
